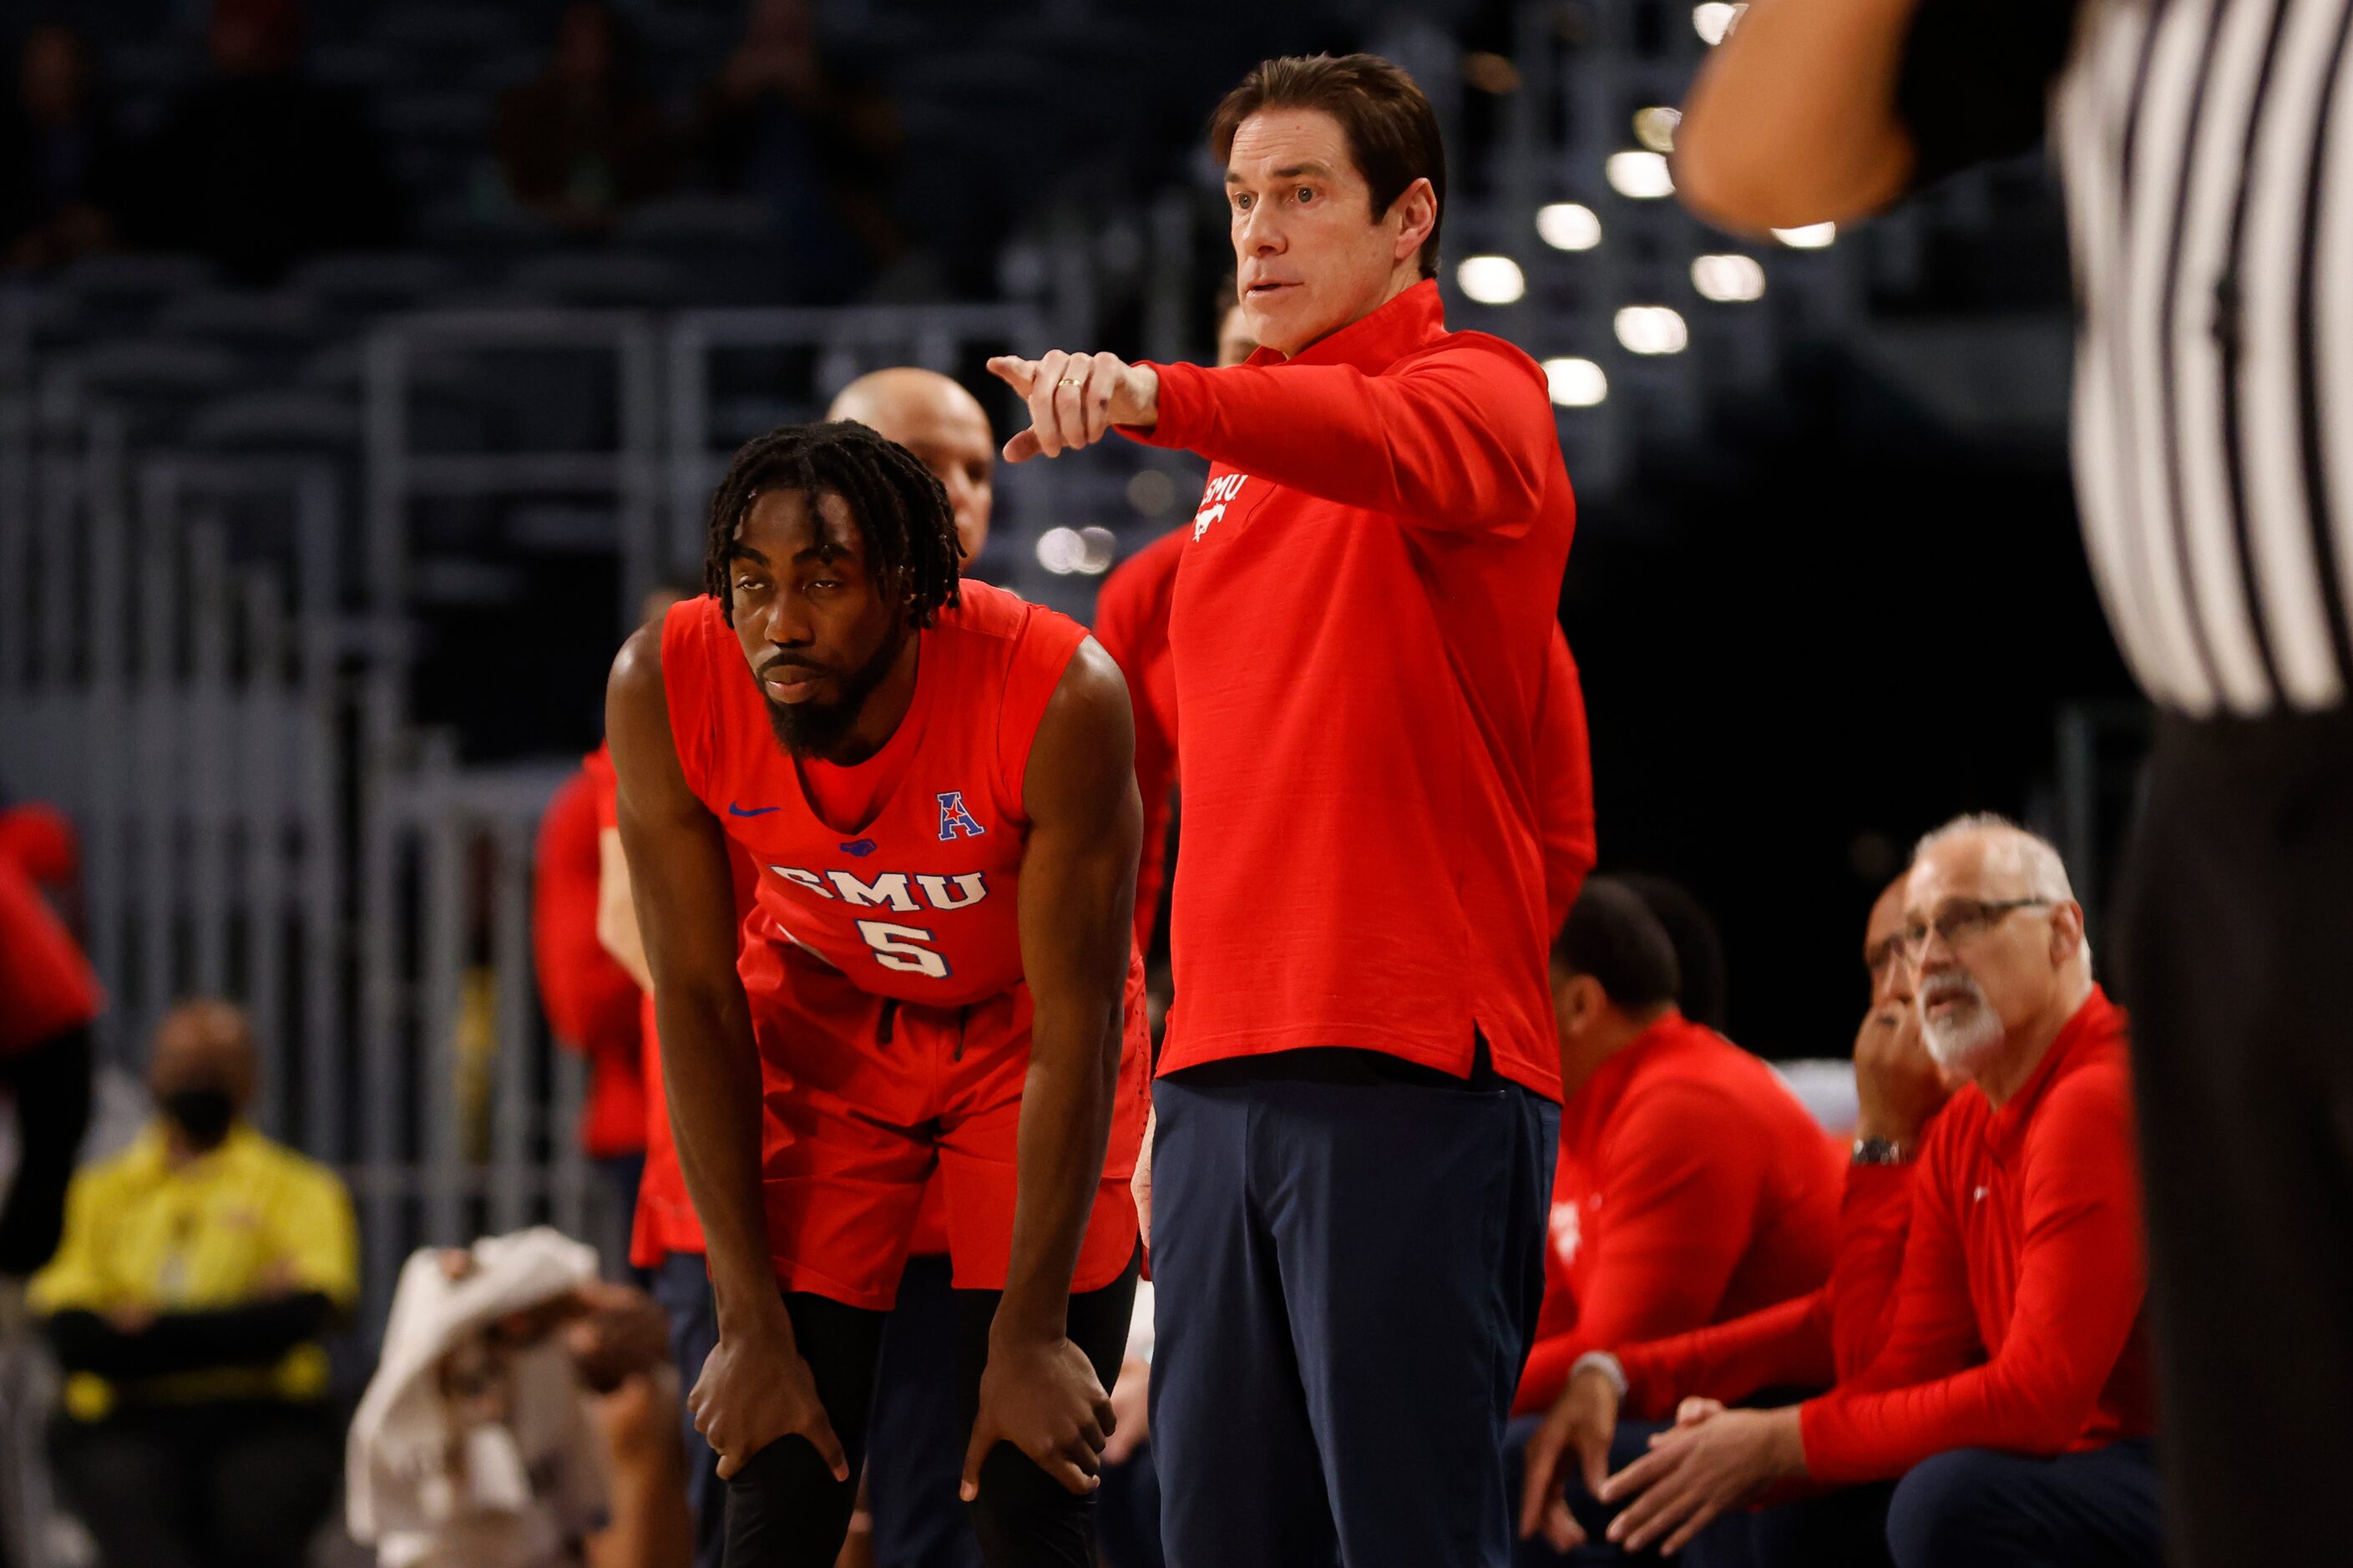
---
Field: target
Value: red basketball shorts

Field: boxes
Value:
[737,934,1151,1310]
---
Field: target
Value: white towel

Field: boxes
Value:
[345,1228,611,1568]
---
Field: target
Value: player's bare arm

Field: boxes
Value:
[962,637,1143,1500]
[605,624,848,1484]
[1673,0,1921,232]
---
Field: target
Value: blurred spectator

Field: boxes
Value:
[139,0,401,284]
[0,22,126,272]
[1591,817,2158,1567]
[496,1,678,236]
[0,800,98,1277]
[349,1229,688,1568]
[1515,878,1844,1417]
[696,0,898,300]
[33,997,357,1568]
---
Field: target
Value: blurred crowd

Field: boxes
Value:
[0,0,898,293]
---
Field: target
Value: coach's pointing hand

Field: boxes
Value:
[963,1331,1116,1499]
[987,351,1159,463]
[691,1326,848,1485]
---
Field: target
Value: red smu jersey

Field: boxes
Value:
[661,582,1093,1007]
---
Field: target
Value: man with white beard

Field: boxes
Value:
[1586,816,2160,1568]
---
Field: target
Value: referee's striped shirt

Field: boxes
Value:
[1897,0,2353,716]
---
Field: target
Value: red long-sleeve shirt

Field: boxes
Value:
[1090,526,1185,953]
[534,751,647,1160]
[1095,520,1596,956]
[1798,988,2153,1485]
[1516,1013,1847,1414]
[1614,1156,1918,1419]
[1125,280,1576,1095]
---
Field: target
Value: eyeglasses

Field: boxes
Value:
[1900,898,2052,958]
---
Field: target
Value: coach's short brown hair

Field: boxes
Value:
[1208,53,1446,281]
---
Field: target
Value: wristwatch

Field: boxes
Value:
[1851,1136,1912,1166]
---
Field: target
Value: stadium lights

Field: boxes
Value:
[1456,255,1528,305]
[1691,254,1767,301]
[1536,202,1602,251]
[1606,150,1674,200]
[1037,527,1116,576]
[1772,221,1837,249]
[1614,306,1691,356]
[1632,107,1682,154]
[1541,357,1609,407]
[1693,3,1744,44]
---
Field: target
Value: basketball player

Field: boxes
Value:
[605,420,1150,1568]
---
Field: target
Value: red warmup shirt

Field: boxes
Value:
[534,752,649,1160]
[660,583,1151,1163]
[1613,1142,1923,1419]
[1799,988,2153,1485]
[1090,527,1185,953]
[1125,279,1577,1095]
[1517,1012,1847,1414]
[1094,529,1595,953]
[0,809,102,1054]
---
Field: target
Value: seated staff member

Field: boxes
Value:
[1594,817,2158,1568]
[1515,879,1845,1421]
[1518,875,1950,1560]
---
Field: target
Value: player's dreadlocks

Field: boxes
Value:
[703,420,964,628]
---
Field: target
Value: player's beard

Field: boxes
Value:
[764,621,908,759]
[1918,971,2006,1075]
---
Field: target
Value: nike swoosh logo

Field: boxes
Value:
[727,802,780,817]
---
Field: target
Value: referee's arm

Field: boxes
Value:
[1676,0,2077,232]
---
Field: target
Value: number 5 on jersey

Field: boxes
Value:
[857,919,950,979]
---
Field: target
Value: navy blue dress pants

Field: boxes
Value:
[1148,1050,1559,1568]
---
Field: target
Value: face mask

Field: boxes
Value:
[161,1085,235,1151]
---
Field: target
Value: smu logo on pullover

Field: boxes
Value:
[1192,471,1252,540]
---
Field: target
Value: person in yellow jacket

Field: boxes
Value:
[31,996,357,1568]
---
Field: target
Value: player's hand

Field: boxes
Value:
[1518,1363,1619,1550]
[986,352,1159,463]
[690,1326,847,1483]
[962,1331,1115,1498]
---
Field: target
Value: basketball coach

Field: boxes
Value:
[989,53,1579,1568]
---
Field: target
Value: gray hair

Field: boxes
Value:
[1912,812,2077,905]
